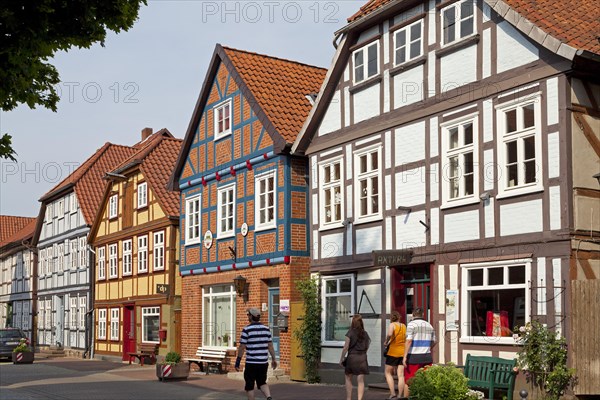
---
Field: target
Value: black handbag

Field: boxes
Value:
[342,357,347,367]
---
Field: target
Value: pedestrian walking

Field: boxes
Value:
[235,308,277,400]
[339,314,371,400]
[402,307,436,398]
[383,310,407,399]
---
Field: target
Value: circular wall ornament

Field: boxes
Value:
[203,230,213,249]
[241,222,249,237]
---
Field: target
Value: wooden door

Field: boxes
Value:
[290,302,306,381]
[174,310,181,354]
[122,305,135,360]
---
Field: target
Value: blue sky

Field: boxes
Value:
[0,0,362,217]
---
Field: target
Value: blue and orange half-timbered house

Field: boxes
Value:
[169,44,326,374]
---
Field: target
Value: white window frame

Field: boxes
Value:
[202,284,236,348]
[319,158,344,230]
[70,193,77,214]
[185,195,201,245]
[70,239,78,269]
[321,274,355,345]
[79,297,86,330]
[79,237,86,267]
[141,306,160,343]
[153,231,165,271]
[98,246,106,280]
[70,297,78,329]
[109,194,118,219]
[393,19,424,66]
[496,94,543,198]
[137,182,148,209]
[137,236,148,274]
[353,145,383,223]
[217,184,236,238]
[45,299,52,329]
[460,259,531,344]
[47,246,54,275]
[213,99,232,140]
[98,309,107,340]
[352,41,379,84]
[57,199,64,219]
[108,244,118,279]
[110,307,119,341]
[122,239,132,276]
[441,0,476,46]
[255,170,277,231]
[441,113,479,208]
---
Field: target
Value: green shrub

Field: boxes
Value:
[294,277,322,383]
[164,351,181,365]
[408,364,471,400]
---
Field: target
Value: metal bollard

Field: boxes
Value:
[519,389,528,400]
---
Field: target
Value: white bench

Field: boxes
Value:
[184,347,227,374]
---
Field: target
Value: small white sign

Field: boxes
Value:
[241,222,248,237]
[280,299,290,313]
[261,303,268,312]
[203,230,213,249]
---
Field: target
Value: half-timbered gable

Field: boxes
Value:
[294,0,600,391]
[169,44,325,374]
[32,142,137,354]
[88,129,183,362]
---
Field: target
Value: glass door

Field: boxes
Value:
[268,288,280,359]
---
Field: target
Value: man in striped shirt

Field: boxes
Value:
[402,307,437,398]
[235,308,277,400]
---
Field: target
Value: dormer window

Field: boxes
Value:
[353,41,379,84]
[109,194,118,219]
[441,0,475,46]
[214,99,232,140]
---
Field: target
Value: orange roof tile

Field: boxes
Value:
[40,143,139,225]
[0,218,36,248]
[222,47,327,144]
[0,216,36,244]
[347,0,599,54]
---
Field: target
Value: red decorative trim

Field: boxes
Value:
[215,172,221,181]
[232,263,237,269]
[230,166,236,176]
[203,268,207,273]
[284,256,291,264]
[263,153,268,159]
[266,258,271,265]
[190,269,194,275]
[249,261,253,267]
[202,177,207,187]
[246,159,252,170]
[188,180,192,187]
[217,266,221,271]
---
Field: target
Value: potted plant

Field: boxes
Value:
[156,351,189,381]
[408,364,483,400]
[12,338,34,364]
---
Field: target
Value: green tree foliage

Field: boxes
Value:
[294,277,322,383]
[0,0,147,160]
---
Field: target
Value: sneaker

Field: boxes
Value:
[266,397,272,400]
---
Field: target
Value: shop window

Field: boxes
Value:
[142,306,160,343]
[202,284,236,347]
[322,275,354,344]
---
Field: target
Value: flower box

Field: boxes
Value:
[12,352,34,364]
[156,363,189,381]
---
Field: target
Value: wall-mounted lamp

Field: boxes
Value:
[479,192,491,201]
[341,218,353,227]
[594,172,600,186]
[233,275,248,302]
[397,206,412,213]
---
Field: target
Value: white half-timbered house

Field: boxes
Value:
[32,143,137,355]
[293,0,600,392]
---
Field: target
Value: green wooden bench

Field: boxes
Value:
[464,355,517,400]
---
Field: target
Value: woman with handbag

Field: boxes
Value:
[383,311,407,399]
[339,314,371,400]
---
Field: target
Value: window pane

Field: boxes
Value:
[325,295,351,341]
[354,51,364,82]
[333,163,340,181]
[410,41,420,59]
[371,152,378,171]
[443,8,456,43]
[506,109,517,133]
[371,176,379,213]
[410,23,420,41]
[449,127,459,149]
[488,267,504,285]
[323,165,331,184]
[367,44,378,77]
[464,123,473,145]
[340,278,352,292]
[509,266,525,284]
[326,280,337,294]
[461,15,473,37]
[396,48,406,65]
[524,136,535,159]
[469,269,483,286]
[396,30,406,47]
[360,180,368,215]
[469,288,524,336]
[360,155,367,173]
[523,104,535,128]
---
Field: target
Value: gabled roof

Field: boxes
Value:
[169,44,326,191]
[0,218,36,249]
[346,0,600,56]
[0,216,36,245]
[38,143,138,225]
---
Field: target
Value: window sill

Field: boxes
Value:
[496,186,544,200]
[440,196,480,210]
[318,223,345,232]
[390,56,427,77]
[353,215,383,226]
[437,34,480,58]
[349,75,382,94]
[459,336,518,346]
[137,205,148,211]
[185,240,201,247]
[255,224,277,233]
[214,131,232,142]
[217,232,235,240]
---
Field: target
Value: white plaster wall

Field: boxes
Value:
[536,257,547,316]
[444,210,480,243]
[549,186,561,230]
[395,121,426,165]
[356,284,382,314]
[343,87,350,127]
[430,207,440,245]
[354,84,380,123]
[546,77,559,126]
[500,199,543,236]
[497,21,539,74]
[483,28,491,78]
[393,65,424,108]
[427,1,436,46]
[483,149,494,191]
[383,70,391,113]
[385,131,392,169]
[312,193,318,228]
[318,90,342,136]
[356,226,382,254]
[393,4,425,25]
[364,318,382,367]
[483,99,493,143]
[395,167,426,207]
[385,217,393,249]
[430,116,439,157]
[430,162,439,202]
[484,198,495,238]
[547,132,560,178]
[358,25,379,43]
[320,232,344,258]
[396,210,427,248]
[440,45,477,89]
[552,258,562,335]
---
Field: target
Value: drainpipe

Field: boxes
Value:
[84,242,96,359]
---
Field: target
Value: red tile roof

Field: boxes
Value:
[0,218,36,248]
[347,0,600,54]
[223,47,327,144]
[0,216,36,244]
[40,143,139,225]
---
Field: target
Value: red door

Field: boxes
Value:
[122,305,135,361]
[391,264,432,324]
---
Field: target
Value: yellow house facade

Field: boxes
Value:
[89,129,183,362]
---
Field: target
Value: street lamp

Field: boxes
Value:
[233,275,248,302]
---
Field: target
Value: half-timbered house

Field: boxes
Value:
[293,0,600,391]
[168,45,326,374]
[88,129,183,362]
